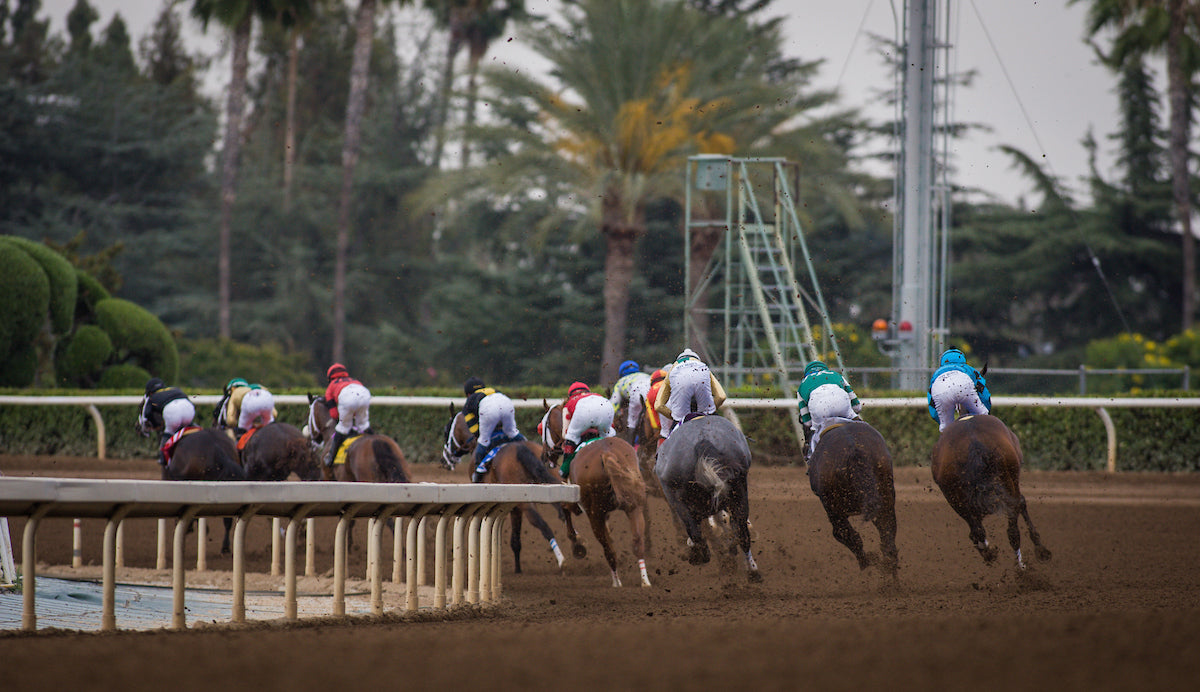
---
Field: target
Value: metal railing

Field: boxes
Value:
[0,477,578,632]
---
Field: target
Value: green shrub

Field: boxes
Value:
[95,298,179,381]
[57,325,114,385]
[75,269,111,320]
[178,338,317,390]
[98,363,153,389]
[0,236,77,335]
[0,345,37,387]
[0,240,50,360]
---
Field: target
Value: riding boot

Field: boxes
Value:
[157,433,169,466]
[325,431,348,467]
[471,445,489,483]
[559,451,576,480]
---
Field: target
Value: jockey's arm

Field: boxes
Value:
[709,374,727,409]
[654,378,673,418]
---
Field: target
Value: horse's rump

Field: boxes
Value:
[934,416,1022,517]
[810,422,891,523]
[369,437,411,483]
[599,446,646,510]
[513,442,558,484]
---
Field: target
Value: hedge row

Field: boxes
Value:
[2,398,1199,472]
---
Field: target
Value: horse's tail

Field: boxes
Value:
[964,439,1005,514]
[373,439,411,483]
[516,443,559,484]
[694,440,736,511]
[847,447,882,524]
[601,448,646,511]
[286,434,322,481]
[213,434,246,481]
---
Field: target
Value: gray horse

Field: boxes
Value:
[654,414,761,582]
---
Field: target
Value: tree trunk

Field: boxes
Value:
[1168,0,1196,330]
[283,30,299,212]
[461,43,486,169]
[600,195,643,386]
[333,0,377,363]
[218,14,251,340]
[432,16,464,170]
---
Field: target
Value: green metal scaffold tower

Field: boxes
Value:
[684,155,844,445]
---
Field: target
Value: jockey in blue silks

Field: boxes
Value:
[927,348,992,432]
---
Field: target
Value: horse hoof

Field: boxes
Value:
[1036,546,1052,562]
[573,543,588,559]
[747,569,763,584]
[981,547,999,565]
[687,546,710,565]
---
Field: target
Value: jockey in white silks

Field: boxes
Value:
[654,349,727,440]
[560,382,617,478]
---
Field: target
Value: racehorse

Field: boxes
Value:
[442,407,585,572]
[238,421,323,481]
[566,436,652,587]
[629,396,663,497]
[153,426,245,554]
[655,414,761,582]
[807,420,899,577]
[307,394,412,483]
[930,414,1052,569]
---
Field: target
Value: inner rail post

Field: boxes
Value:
[101,504,134,631]
[21,504,51,632]
[231,504,262,623]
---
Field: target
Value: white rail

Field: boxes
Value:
[0,477,578,632]
[3,394,1198,472]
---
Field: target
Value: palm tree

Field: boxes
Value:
[276,0,318,212]
[333,0,410,362]
[414,0,840,383]
[1075,0,1200,330]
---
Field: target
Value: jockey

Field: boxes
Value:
[928,348,992,431]
[797,360,863,461]
[323,363,373,467]
[654,349,726,439]
[560,381,617,479]
[138,378,196,466]
[644,367,669,434]
[461,377,494,442]
[213,377,276,437]
[469,383,526,484]
[609,360,651,432]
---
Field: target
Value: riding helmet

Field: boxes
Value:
[463,376,485,395]
[650,369,666,384]
[326,363,349,382]
[618,360,640,377]
[940,349,967,366]
[675,348,700,363]
[568,381,591,397]
[144,377,166,395]
[803,360,828,377]
[225,377,249,395]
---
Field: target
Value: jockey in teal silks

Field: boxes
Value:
[796,361,862,462]
[927,348,992,432]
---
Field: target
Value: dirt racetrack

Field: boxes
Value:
[3,452,1200,692]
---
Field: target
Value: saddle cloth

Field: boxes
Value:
[237,426,260,451]
[333,435,363,466]
[161,426,202,463]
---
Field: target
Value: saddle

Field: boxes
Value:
[161,426,202,463]
[681,412,709,424]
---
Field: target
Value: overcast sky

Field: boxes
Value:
[40,0,1125,206]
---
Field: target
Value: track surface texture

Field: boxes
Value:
[3,452,1200,691]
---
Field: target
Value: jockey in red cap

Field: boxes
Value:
[559,381,616,479]
[322,363,373,467]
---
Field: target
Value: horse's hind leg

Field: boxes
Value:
[1018,495,1052,562]
[664,488,708,564]
[585,505,622,587]
[828,513,871,570]
[221,517,234,555]
[625,504,651,586]
[875,507,900,578]
[727,479,760,582]
[509,508,524,574]
[965,514,999,564]
[555,504,587,559]
[523,505,567,570]
[1006,509,1026,570]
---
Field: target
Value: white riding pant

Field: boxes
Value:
[334,383,372,435]
[477,392,521,447]
[162,398,196,436]
[663,361,715,438]
[807,384,858,452]
[622,376,651,429]
[238,388,275,430]
[930,370,988,431]
[565,395,616,446]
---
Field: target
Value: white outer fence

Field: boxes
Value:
[0,478,578,632]
[5,394,1200,472]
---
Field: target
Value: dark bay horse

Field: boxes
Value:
[930,415,1052,569]
[807,420,899,577]
[157,427,245,554]
[655,414,761,582]
[567,436,651,587]
[442,407,585,573]
[239,421,323,481]
[308,395,412,483]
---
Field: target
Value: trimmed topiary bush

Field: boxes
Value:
[57,325,114,385]
[75,269,111,320]
[0,240,50,362]
[0,345,38,387]
[1,236,77,335]
[95,298,179,382]
[97,363,153,389]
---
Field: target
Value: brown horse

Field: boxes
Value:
[155,427,245,554]
[568,436,651,587]
[930,414,1052,569]
[629,396,663,498]
[442,407,585,573]
[307,395,412,483]
[807,420,899,577]
[238,421,323,481]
